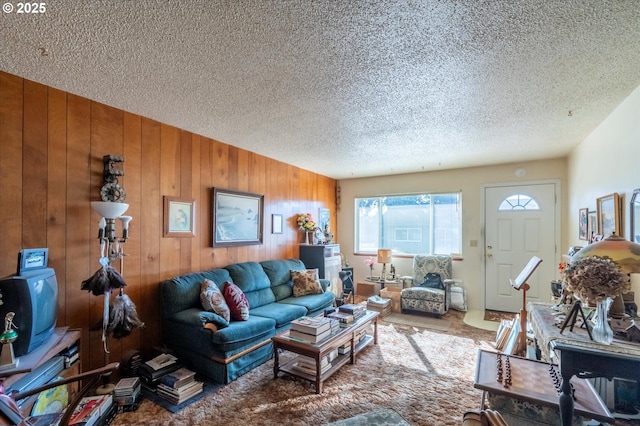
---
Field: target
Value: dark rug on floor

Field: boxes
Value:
[141,379,222,414]
[484,310,517,322]
[324,408,411,425]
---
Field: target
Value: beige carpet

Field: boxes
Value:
[113,310,498,426]
[382,312,450,331]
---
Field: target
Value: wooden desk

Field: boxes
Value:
[528,302,640,426]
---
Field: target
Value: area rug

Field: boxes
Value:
[324,408,411,425]
[141,379,222,413]
[113,310,496,426]
[381,312,450,331]
[483,309,516,322]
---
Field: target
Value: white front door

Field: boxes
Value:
[484,183,558,313]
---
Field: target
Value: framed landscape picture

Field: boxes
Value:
[163,196,196,237]
[596,192,621,238]
[578,208,588,240]
[212,188,263,246]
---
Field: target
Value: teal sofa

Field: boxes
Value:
[160,259,335,384]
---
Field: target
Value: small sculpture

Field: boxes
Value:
[323,224,334,244]
[0,312,19,370]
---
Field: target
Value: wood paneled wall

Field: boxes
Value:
[0,71,337,372]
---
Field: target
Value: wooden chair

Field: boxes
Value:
[0,362,119,426]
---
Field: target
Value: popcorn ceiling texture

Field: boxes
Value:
[2,1,640,179]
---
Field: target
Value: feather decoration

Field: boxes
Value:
[81,264,127,296]
[108,288,145,339]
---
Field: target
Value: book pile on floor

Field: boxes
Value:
[339,303,366,320]
[293,349,339,376]
[366,295,392,317]
[289,316,338,343]
[138,353,185,392]
[114,376,142,412]
[156,367,203,405]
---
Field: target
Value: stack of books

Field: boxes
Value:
[156,367,203,405]
[139,353,185,392]
[114,376,142,412]
[289,316,337,343]
[366,295,392,317]
[60,344,79,369]
[293,349,339,375]
[325,310,354,325]
[339,303,366,320]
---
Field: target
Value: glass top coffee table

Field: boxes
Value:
[272,310,379,394]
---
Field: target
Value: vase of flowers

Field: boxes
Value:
[296,213,316,244]
[563,255,631,345]
[364,256,375,279]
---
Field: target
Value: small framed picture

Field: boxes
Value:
[163,196,196,237]
[272,214,283,234]
[578,208,588,240]
[587,211,597,243]
[596,193,621,238]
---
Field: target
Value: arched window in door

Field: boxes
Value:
[498,194,540,211]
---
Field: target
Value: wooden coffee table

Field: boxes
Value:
[272,310,379,393]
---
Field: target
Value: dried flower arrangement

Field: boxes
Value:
[563,255,630,303]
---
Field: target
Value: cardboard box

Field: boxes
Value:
[380,287,402,313]
[356,282,379,297]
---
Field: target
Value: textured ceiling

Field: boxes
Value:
[2,1,640,179]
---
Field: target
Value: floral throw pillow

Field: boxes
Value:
[200,278,231,322]
[291,269,324,297]
[223,281,250,321]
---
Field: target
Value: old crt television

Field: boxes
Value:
[0,248,58,357]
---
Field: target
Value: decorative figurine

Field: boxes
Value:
[0,312,19,370]
[323,224,334,244]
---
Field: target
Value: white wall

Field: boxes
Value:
[566,85,640,295]
[337,158,567,311]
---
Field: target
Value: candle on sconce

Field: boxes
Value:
[98,217,106,240]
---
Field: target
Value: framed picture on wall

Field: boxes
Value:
[596,192,621,238]
[163,196,196,237]
[578,208,588,240]
[271,214,283,234]
[212,188,263,246]
[587,210,597,243]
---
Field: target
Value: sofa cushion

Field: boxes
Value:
[225,262,276,308]
[260,259,306,300]
[250,302,307,329]
[278,290,336,317]
[291,269,324,297]
[172,308,229,329]
[200,279,231,321]
[223,281,250,321]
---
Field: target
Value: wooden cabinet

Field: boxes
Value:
[299,244,342,298]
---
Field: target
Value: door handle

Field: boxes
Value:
[487,253,493,259]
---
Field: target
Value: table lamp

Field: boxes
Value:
[377,249,392,281]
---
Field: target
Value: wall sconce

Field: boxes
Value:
[377,249,392,280]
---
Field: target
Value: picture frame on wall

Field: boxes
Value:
[578,207,588,240]
[212,188,263,246]
[596,192,621,238]
[587,210,597,243]
[319,207,330,233]
[163,196,196,237]
[271,214,283,234]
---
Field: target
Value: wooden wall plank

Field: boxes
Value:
[22,80,48,248]
[179,130,193,275]
[47,87,67,325]
[0,72,23,276]
[159,124,181,280]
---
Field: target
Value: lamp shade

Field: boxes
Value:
[377,248,392,264]
[571,234,640,274]
[91,201,129,219]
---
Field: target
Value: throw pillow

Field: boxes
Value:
[421,272,444,289]
[450,285,467,312]
[223,281,250,321]
[291,269,324,297]
[200,279,231,322]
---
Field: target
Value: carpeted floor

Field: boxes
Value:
[382,312,450,331]
[112,310,497,426]
[483,309,517,322]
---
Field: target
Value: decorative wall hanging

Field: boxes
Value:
[596,193,621,238]
[163,196,196,237]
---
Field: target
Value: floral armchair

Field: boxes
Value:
[401,255,454,316]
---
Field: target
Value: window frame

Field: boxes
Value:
[354,191,462,256]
